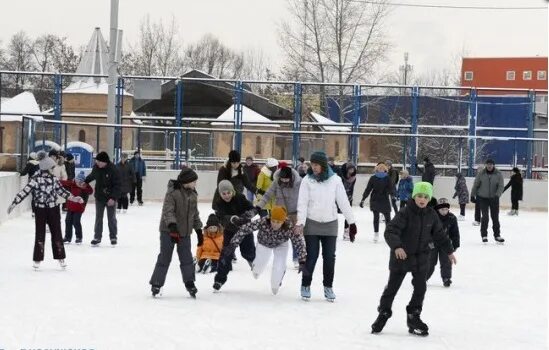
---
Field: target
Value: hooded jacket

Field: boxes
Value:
[453,174,470,204]
[257,167,302,214]
[362,172,394,213]
[159,179,203,235]
[256,166,276,209]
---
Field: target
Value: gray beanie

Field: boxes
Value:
[218,180,235,195]
[38,151,56,171]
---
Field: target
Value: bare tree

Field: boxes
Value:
[3,31,35,94]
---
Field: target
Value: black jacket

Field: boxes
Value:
[384,199,454,272]
[418,161,436,184]
[65,161,76,180]
[388,167,399,188]
[217,164,256,194]
[117,161,136,195]
[20,160,40,180]
[212,192,255,234]
[437,212,460,250]
[503,173,523,201]
[362,174,394,213]
[85,162,121,203]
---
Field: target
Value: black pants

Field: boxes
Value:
[400,200,407,210]
[511,199,519,210]
[214,230,256,284]
[344,199,353,229]
[150,234,195,287]
[390,197,398,214]
[34,206,65,261]
[479,197,501,237]
[426,248,452,281]
[460,203,466,216]
[378,268,428,313]
[301,235,337,288]
[64,211,83,241]
[474,201,481,222]
[118,194,129,210]
[94,201,117,241]
[131,176,143,204]
[373,211,391,233]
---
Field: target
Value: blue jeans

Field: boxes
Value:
[65,211,83,241]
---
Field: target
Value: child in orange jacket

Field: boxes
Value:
[196,214,224,273]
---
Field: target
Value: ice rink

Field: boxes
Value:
[0,202,546,349]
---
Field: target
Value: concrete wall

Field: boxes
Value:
[0,173,31,224]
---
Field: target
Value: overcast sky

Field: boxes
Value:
[1,0,547,80]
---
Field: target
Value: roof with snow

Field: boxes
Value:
[212,105,280,128]
[310,112,350,132]
[0,92,43,122]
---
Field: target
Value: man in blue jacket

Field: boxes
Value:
[129,150,147,206]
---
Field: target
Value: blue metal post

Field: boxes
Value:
[233,81,243,153]
[292,83,302,166]
[526,90,535,179]
[114,77,123,163]
[53,74,62,145]
[175,80,183,169]
[467,89,478,177]
[410,86,419,175]
[350,84,361,165]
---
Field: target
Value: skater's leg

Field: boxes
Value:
[391,197,398,214]
[378,270,407,312]
[73,212,83,240]
[176,236,195,284]
[122,195,129,210]
[215,231,236,284]
[302,235,320,287]
[373,211,380,232]
[382,212,391,225]
[33,208,47,262]
[460,203,466,217]
[320,236,337,288]
[479,197,490,237]
[136,176,143,203]
[252,243,272,277]
[64,211,73,241]
[474,201,481,222]
[439,250,452,280]
[408,267,428,313]
[48,206,66,260]
[149,232,175,287]
[106,204,118,240]
[270,241,289,291]
[489,197,501,237]
[426,249,439,281]
[239,232,256,263]
[130,182,136,204]
[94,201,106,240]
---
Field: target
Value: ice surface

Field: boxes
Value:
[0,203,546,349]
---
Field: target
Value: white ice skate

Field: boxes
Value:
[472,221,480,226]
[123,209,127,214]
[343,228,350,241]
[59,259,67,269]
[293,260,300,270]
[458,215,465,221]
[117,209,121,214]
[32,261,40,270]
[373,232,379,243]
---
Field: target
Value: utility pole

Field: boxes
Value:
[106,0,119,158]
[399,52,413,94]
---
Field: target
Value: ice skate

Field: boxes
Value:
[185,281,198,298]
[202,259,212,274]
[75,238,82,244]
[58,259,67,269]
[482,237,488,243]
[111,238,117,246]
[122,209,127,214]
[458,215,465,221]
[343,228,350,241]
[32,261,40,270]
[473,221,480,226]
[407,310,429,336]
[324,287,336,302]
[373,232,379,243]
[151,285,161,297]
[91,239,101,246]
[371,309,392,334]
[300,286,311,301]
[494,236,505,244]
[213,281,224,293]
[443,278,452,287]
[63,237,71,244]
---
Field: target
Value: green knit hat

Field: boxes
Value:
[412,181,433,200]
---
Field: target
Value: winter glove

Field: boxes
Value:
[470,195,476,203]
[359,200,365,208]
[196,229,204,247]
[254,205,262,214]
[168,223,180,243]
[256,189,265,195]
[298,261,310,277]
[7,203,16,214]
[349,223,357,243]
[452,193,457,199]
[230,215,248,226]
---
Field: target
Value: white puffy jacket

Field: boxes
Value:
[297,173,355,226]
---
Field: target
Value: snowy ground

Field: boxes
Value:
[0,203,546,350]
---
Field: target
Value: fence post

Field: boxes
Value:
[410,86,419,175]
[292,82,302,166]
[115,77,124,163]
[64,124,68,151]
[526,90,536,179]
[175,79,183,169]
[467,88,478,177]
[53,74,63,145]
[96,126,100,153]
[233,81,243,154]
[350,84,361,165]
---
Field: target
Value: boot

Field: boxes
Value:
[371,309,392,334]
[91,239,101,246]
[213,281,224,293]
[494,236,505,244]
[300,286,311,300]
[185,281,198,298]
[407,309,429,336]
[324,286,336,302]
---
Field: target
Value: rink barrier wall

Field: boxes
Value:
[0,173,31,224]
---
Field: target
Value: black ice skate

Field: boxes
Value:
[213,281,223,293]
[151,285,161,297]
[75,238,82,244]
[407,310,429,336]
[443,278,452,287]
[481,237,488,243]
[110,238,117,246]
[371,309,392,334]
[494,236,505,244]
[91,239,101,246]
[185,281,198,298]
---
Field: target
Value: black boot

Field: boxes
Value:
[151,285,161,297]
[371,309,392,334]
[407,309,429,336]
[185,281,197,298]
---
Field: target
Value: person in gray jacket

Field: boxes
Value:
[470,159,505,243]
[149,168,203,298]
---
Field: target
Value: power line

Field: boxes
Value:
[349,0,548,10]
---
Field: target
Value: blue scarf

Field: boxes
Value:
[374,171,388,179]
[307,166,335,182]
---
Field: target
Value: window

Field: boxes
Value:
[335,141,340,157]
[464,71,473,81]
[506,71,515,81]
[537,70,547,80]
[255,136,261,155]
[78,130,86,142]
[523,71,532,80]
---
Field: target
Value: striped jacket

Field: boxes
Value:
[12,171,72,209]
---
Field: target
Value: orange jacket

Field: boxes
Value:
[196,227,224,261]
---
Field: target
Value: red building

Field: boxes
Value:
[461,57,548,94]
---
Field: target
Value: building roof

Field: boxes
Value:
[212,105,280,128]
[0,92,43,122]
[310,112,350,132]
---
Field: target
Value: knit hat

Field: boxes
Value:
[76,171,86,182]
[400,169,409,177]
[206,214,220,227]
[310,151,328,169]
[95,151,110,163]
[279,166,292,179]
[228,150,241,163]
[423,156,430,163]
[434,197,450,210]
[485,158,495,165]
[121,152,128,160]
[48,149,59,158]
[270,206,287,222]
[278,161,288,169]
[512,167,520,173]
[412,181,433,200]
[218,180,235,194]
[266,158,278,168]
[177,168,198,184]
[133,150,141,156]
[386,160,393,166]
[29,152,37,160]
[38,151,56,171]
[245,156,253,161]
[65,153,74,161]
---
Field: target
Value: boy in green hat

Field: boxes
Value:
[371,182,457,337]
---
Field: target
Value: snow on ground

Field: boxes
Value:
[0,203,546,350]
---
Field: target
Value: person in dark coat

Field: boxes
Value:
[116,153,136,213]
[339,162,357,241]
[242,156,260,203]
[416,157,436,185]
[503,167,523,216]
[360,163,394,242]
[386,160,399,213]
[397,170,414,209]
[213,180,257,291]
[129,150,147,206]
[452,173,469,220]
[371,182,457,336]
[427,198,460,287]
[85,152,122,246]
[213,150,257,209]
[64,153,76,180]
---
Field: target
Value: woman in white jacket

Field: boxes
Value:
[295,151,358,302]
